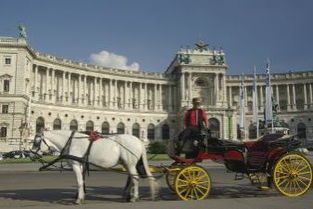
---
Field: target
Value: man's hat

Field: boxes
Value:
[192,97,201,104]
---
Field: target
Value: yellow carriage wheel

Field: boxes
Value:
[273,153,313,197]
[174,165,211,200]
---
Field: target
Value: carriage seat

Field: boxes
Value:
[206,137,246,152]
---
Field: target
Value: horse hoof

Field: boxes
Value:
[75,199,84,205]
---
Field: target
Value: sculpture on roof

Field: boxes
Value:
[195,40,208,52]
[18,25,27,39]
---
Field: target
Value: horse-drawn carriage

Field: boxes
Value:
[158,132,313,200]
[31,130,312,203]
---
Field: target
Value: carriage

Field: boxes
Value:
[157,132,313,200]
[31,130,313,203]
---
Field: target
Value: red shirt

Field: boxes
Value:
[183,108,208,129]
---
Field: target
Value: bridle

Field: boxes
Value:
[30,133,53,159]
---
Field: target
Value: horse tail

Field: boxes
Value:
[136,142,153,179]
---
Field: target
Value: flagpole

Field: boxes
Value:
[239,73,246,140]
[265,59,274,134]
[252,66,259,138]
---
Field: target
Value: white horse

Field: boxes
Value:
[31,130,159,204]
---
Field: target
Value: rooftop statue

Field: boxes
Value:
[18,25,27,39]
[195,40,208,52]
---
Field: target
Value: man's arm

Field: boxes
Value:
[202,109,208,128]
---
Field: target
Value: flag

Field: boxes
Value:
[264,60,273,127]
[239,74,245,138]
[252,66,258,124]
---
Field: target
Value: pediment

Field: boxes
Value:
[0,74,13,79]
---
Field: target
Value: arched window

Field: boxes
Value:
[147,124,155,140]
[36,117,45,133]
[53,118,62,130]
[86,120,94,131]
[70,120,78,131]
[117,122,125,134]
[209,118,220,138]
[162,124,170,140]
[102,122,110,134]
[297,123,306,139]
[132,123,140,138]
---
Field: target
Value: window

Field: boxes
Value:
[162,124,170,140]
[0,127,7,137]
[70,120,78,131]
[102,122,110,134]
[5,58,11,65]
[53,119,62,130]
[117,122,125,134]
[86,120,94,131]
[132,123,140,138]
[36,117,45,133]
[3,80,10,92]
[147,124,155,140]
[2,105,8,113]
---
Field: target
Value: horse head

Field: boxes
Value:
[30,131,57,157]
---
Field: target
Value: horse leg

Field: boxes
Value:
[72,162,85,204]
[122,176,131,198]
[125,165,139,202]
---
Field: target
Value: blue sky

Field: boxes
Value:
[0,0,312,74]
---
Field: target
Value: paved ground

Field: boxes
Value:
[0,157,313,209]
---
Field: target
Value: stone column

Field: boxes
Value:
[228,86,232,106]
[78,74,81,105]
[159,84,163,110]
[180,72,185,103]
[68,73,71,104]
[260,86,263,111]
[304,83,308,110]
[188,72,192,105]
[214,73,219,105]
[144,83,148,111]
[129,82,133,109]
[124,81,127,109]
[154,84,157,111]
[99,78,103,107]
[62,71,65,102]
[34,65,38,99]
[109,79,113,108]
[114,80,118,109]
[168,84,172,112]
[51,69,55,102]
[286,84,291,111]
[292,84,296,110]
[45,68,49,101]
[222,74,227,104]
[84,75,87,105]
[92,77,95,106]
[275,85,280,110]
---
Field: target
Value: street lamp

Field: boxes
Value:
[226,106,233,140]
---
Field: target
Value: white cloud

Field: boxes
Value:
[90,50,140,71]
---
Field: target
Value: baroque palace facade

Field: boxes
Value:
[0,35,313,151]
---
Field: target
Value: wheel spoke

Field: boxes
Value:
[297,175,312,181]
[297,171,312,176]
[296,164,310,173]
[277,178,289,187]
[197,184,209,190]
[195,174,207,181]
[195,186,205,196]
[177,178,189,184]
[297,178,309,188]
[193,188,200,199]
[178,187,189,194]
